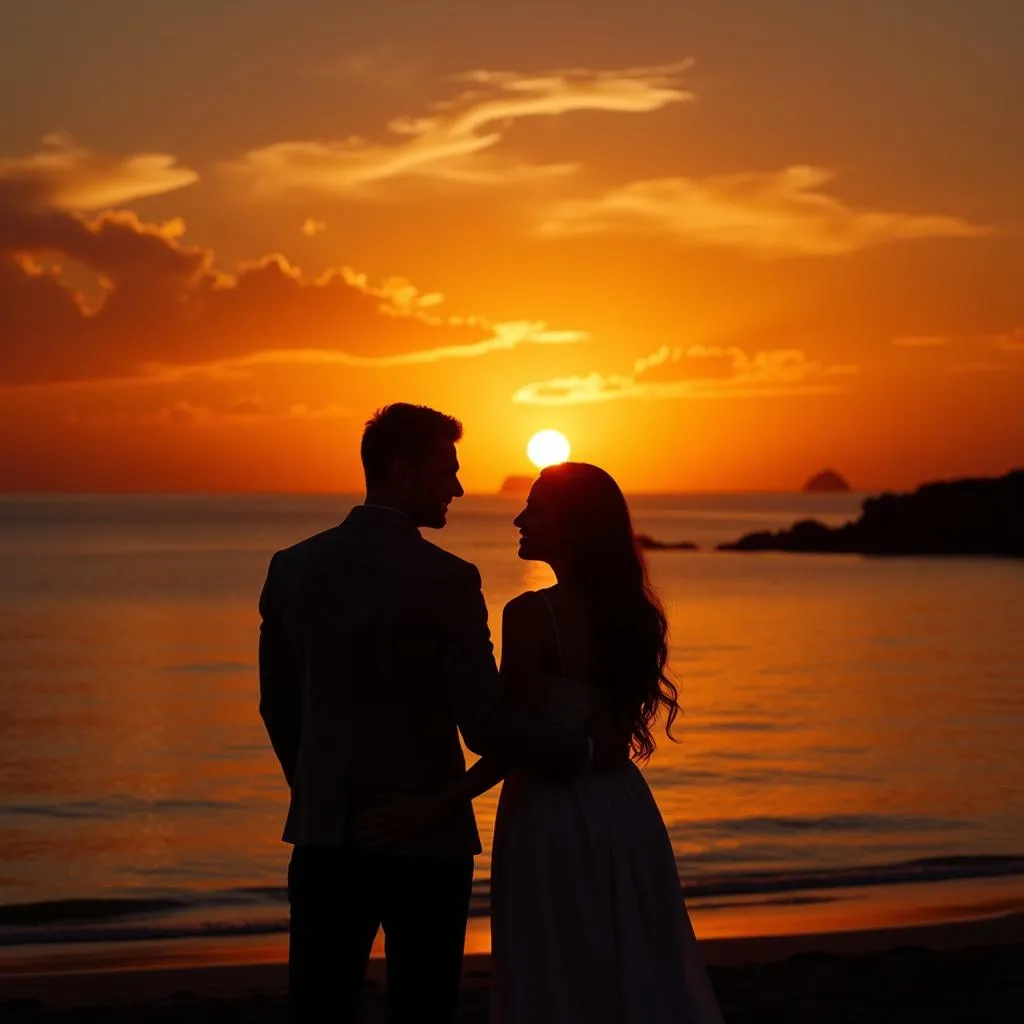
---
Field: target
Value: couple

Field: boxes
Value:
[259,403,722,1023]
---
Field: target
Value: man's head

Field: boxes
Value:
[360,403,465,528]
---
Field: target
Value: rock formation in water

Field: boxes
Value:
[803,468,851,492]
[498,475,535,496]
[718,469,1023,557]
[635,534,698,551]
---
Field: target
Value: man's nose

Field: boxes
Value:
[453,478,465,499]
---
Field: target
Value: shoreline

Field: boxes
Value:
[3,912,1023,1010]
[6,868,1023,978]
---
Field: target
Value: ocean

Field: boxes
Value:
[1,493,1022,973]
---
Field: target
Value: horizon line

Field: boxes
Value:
[0,486,880,499]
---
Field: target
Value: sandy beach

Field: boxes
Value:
[3,914,1022,1022]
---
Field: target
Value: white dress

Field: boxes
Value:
[489,599,724,1024]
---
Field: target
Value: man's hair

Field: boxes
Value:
[360,403,463,486]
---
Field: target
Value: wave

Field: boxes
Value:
[0,918,289,948]
[2,854,1022,948]
[682,855,1024,900]
[0,897,186,927]
[2,796,240,820]
[672,813,969,838]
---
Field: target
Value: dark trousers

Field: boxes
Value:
[287,846,475,1024]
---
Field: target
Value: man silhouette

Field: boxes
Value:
[259,403,590,1022]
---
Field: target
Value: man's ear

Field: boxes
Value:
[390,455,413,492]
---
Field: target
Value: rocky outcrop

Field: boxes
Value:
[718,470,1023,557]
[803,469,851,492]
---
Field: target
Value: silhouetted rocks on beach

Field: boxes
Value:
[635,534,698,551]
[718,470,1023,557]
[802,468,851,492]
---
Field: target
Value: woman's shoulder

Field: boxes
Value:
[503,587,555,622]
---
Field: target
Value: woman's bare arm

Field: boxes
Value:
[454,592,548,798]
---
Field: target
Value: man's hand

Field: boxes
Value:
[354,792,449,845]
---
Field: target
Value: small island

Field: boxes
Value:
[498,475,535,496]
[635,534,698,551]
[718,469,1023,557]
[803,468,851,492]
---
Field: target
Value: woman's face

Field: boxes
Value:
[513,479,563,563]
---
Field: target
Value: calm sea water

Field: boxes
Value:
[1,493,1023,970]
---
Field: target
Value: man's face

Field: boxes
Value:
[403,439,464,528]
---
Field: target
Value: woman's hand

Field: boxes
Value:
[355,792,449,845]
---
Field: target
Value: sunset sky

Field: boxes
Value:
[2,0,1022,493]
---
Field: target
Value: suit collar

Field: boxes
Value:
[344,503,420,535]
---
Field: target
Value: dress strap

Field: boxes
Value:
[538,590,566,676]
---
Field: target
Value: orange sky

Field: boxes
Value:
[1,2,1022,493]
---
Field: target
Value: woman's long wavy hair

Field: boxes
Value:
[538,462,679,762]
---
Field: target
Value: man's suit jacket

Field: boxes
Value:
[258,504,583,856]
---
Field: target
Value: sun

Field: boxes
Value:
[527,429,571,469]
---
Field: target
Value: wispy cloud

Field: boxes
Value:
[223,60,693,197]
[892,327,1023,353]
[992,328,1024,353]
[540,166,991,256]
[892,326,1024,373]
[309,43,424,93]
[301,217,326,237]
[513,343,857,405]
[158,396,351,425]
[93,320,588,388]
[67,396,352,427]
[0,134,197,210]
[892,335,956,348]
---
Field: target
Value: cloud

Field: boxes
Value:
[892,327,1024,353]
[223,60,693,197]
[540,166,991,256]
[513,343,857,405]
[301,217,326,236]
[157,396,352,425]
[993,328,1024,353]
[946,361,1005,374]
[310,43,423,93]
[68,396,352,427]
[892,335,956,348]
[890,327,1024,375]
[0,205,207,286]
[0,134,197,210]
[131,320,587,386]
[0,184,587,386]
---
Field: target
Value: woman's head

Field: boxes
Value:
[514,463,634,573]
[514,462,679,761]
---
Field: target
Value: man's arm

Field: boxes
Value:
[356,589,587,845]
[438,592,554,801]
[441,566,589,775]
[258,552,302,787]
